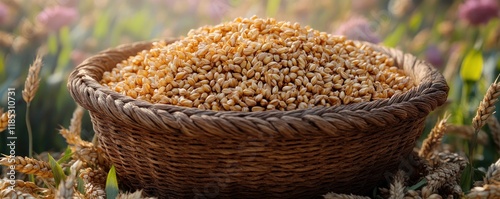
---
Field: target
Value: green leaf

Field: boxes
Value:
[408,179,427,190]
[460,49,484,82]
[77,177,85,194]
[48,153,66,187]
[266,0,281,18]
[57,146,73,164]
[383,25,406,47]
[106,165,119,199]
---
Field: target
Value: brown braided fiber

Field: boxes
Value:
[67,38,448,198]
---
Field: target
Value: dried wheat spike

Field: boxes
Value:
[404,189,421,199]
[436,152,467,170]
[323,192,370,199]
[0,156,53,178]
[60,106,89,147]
[446,124,489,145]
[488,115,500,153]
[116,190,157,199]
[419,114,450,160]
[22,52,43,103]
[0,109,9,132]
[485,158,500,185]
[0,179,52,199]
[473,77,500,131]
[55,160,82,199]
[426,194,443,199]
[468,184,500,199]
[80,167,107,199]
[0,189,36,199]
[389,170,406,199]
[74,144,107,167]
[422,161,462,198]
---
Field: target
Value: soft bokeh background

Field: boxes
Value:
[0,0,499,183]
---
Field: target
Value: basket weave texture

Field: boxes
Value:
[68,38,448,198]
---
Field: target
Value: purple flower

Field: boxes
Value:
[0,2,9,24]
[459,0,499,25]
[425,45,444,68]
[37,6,78,32]
[334,16,381,43]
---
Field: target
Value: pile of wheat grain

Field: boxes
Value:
[101,16,414,111]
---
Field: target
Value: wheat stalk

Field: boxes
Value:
[488,115,500,154]
[0,156,53,179]
[0,179,52,198]
[388,170,406,199]
[323,192,370,199]
[473,77,500,131]
[419,114,450,160]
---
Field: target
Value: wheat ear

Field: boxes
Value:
[422,160,463,198]
[0,155,52,178]
[116,190,157,199]
[0,109,8,132]
[419,114,450,160]
[22,53,43,104]
[473,77,500,131]
[388,170,406,199]
[80,167,107,199]
[55,160,82,199]
[468,184,500,199]
[60,106,91,147]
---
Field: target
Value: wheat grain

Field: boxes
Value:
[101,16,414,111]
[446,124,489,145]
[473,77,500,131]
[0,156,53,178]
[0,109,9,132]
[389,170,406,199]
[419,114,450,160]
[22,52,43,103]
[468,184,500,199]
[488,115,500,154]
[323,192,370,199]
[0,179,52,199]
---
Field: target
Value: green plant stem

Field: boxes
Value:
[26,102,34,182]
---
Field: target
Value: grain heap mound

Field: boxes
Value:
[101,16,414,112]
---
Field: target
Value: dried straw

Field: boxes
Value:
[419,114,450,160]
[472,77,500,131]
[22,53,43,103]
[0,156,53,178]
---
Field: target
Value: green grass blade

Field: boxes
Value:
[106,165,119,199]
[48,153,66,187]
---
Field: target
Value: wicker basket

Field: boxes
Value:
[67,38,448,198]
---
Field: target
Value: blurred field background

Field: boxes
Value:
[0,0,499,192]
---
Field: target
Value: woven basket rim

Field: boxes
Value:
[67,38,449,136]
